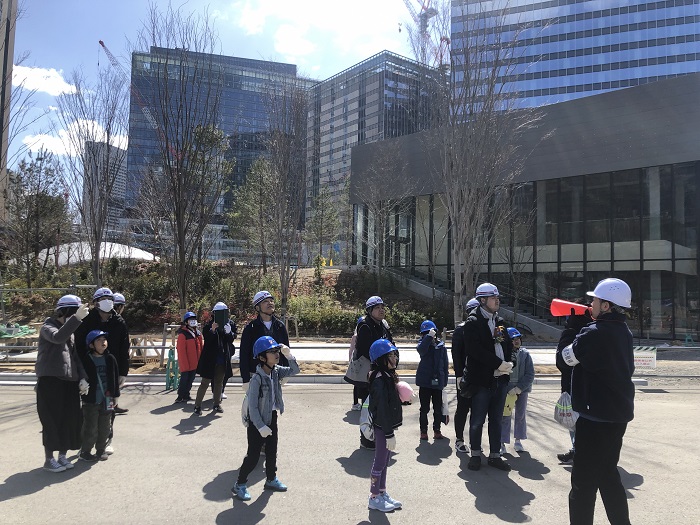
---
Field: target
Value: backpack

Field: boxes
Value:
[359,395,374,441]
[241,374,263,427]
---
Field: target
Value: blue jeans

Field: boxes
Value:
[469,375,509,455]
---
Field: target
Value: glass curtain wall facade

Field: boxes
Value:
[451,0,700,107]
[390,163,699,340]
[307,51,440,264]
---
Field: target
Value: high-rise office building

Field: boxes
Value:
[306,50,442,259]
[452,0,700,107]
[0,0,17,221]
[83,141,126,233]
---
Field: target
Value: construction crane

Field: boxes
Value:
[402,0,438,65]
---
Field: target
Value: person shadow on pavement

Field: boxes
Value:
[216,490,272,525]
[357,509,393,524]
[415,437,452,466]
[505,451,551,481]
[336,448,395,478]
[212,469,272,524]
[0,457,85,500]
[458,466,535,523]
[619,466,644,499]
[172,412,214,435]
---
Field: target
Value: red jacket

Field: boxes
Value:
[177,326,203,372]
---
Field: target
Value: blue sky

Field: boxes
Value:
[11,0,416,165]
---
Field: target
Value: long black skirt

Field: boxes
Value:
[36,376,83,452]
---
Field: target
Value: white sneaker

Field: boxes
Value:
[57,455,74,470]
[500,443,507,456]
[221,393,228,400]
[105,445,114,455]
[351,403,362,411]
[368,495,394,512]
[43,458,66,473]
[381,492,402,509]
[455,440,469,454]
[514,441,525,452]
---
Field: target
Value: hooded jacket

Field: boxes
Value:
[462,307,514,388]
[247,355,300,429]
[240,315,288,383]
[416,335,449,389]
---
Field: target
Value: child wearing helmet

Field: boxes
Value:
[366,339,403,513]
[175,312,203,403]
[416,320,449,441]
[500,327,535,455]
[232,336,300,501]
[79,330,120,462]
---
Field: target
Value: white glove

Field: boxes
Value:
[119,376,126,388]
[79,379,89,395]
[280,345,291,357]
[386,436,396,451]
[258,425,273,438]
[497,361,513,374]
[75,304,89,321]
[428,328,436,338]
[508,386,522,396]
[382,319,390,330]
[223,323,231,334]
[280,377,290,385]
[242,382,249,393]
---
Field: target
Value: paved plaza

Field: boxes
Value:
[0,381,698,524]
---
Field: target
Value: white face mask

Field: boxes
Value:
[98,299,114,312]
[188,319,197,327]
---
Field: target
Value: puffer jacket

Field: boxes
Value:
[35,316,86,381]
[568,311,635,422]
[177,326,203,372]
[507,347,535,393]
[416,335,449,389]
[247,355,301,429]
[369,371,402,438]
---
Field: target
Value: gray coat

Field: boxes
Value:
[248,356,300,429]
[35,315,86,381]
[507,347,535,393]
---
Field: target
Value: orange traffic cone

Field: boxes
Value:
[550,298,591,317]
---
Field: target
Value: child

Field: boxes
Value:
[175,311,203,403]
[232,336,300,501]
[80,330,120,462]
[367,338,403,513]
[415,320,449,440]
[500,327,535,454]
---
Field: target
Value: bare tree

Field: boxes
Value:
[408,0,548,322]
[261,74,308,318]
[131,3,232,309]
[54,67,128,286]
[306,186,340,259]
[414,193,450,299]
[3,149,70,287]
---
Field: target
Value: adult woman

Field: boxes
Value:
[175,311,203,403]
[35,294,89,472]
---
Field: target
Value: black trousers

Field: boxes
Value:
[237,411,278,484]
[569,417,630,525]
[418,387,443,432]
[454,387,471,442]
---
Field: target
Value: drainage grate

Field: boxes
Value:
[639,388,668,394]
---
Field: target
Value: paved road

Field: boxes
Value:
[1,382,698,524]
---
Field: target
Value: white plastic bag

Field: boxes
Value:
[554,391,579,429]
[359,396,374,441]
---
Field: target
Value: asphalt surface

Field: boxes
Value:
[1,381,698,524]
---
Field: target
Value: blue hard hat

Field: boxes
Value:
[507,327,522,339]
[369,338,397,363]
[183,311,196,322]
[253,336,281,358]
[86,330,108,346]
[419,320,437,334]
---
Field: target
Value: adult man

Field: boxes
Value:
[240,291,290,389]
[452,297,479,455]
[74,287,131,453]
[355,295,395,450]
[462,283,513,471]
[561,278,635,525]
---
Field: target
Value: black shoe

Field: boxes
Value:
[487,456,512,471]
[79,451,99,462]
[212,405,224,414]
[175,397,185,403]
[467,455,481,470]
[558,449,575,464]
[113,406,129,414]
[193,406,202,415]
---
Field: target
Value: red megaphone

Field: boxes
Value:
[550,298,591,317]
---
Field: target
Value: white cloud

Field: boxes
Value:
[274,24,315,60]
[12,65,76,97]
[23,119,128,157]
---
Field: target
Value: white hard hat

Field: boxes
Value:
[253,291,273,306]
[57,294,81,308]
[212,301,229,311]
[365,296,384,309]
[586,278,632,308]
[466,297,479,309]
[93,287,113,300]
[475,283,499,298]
[113,293,126,305]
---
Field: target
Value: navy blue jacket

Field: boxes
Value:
[369,371,402,439]
[239,315,289,383]
[462,308,513,388]
[569,311,635,423]
[416,335,449,389]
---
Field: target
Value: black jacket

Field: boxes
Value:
[239,315,289,383]
[451,322,466,379]
[569,311,635,423]
[74,308,131,377]
[556,312,593,394]
[81,351,120,404]
[369,371,402,438]
[196,320,235,380]
[462,308,513,388]
[355,317,394,361]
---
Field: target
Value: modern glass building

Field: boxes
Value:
[306,51,444,261]
[451,0,700,107]
[350,73,700,341]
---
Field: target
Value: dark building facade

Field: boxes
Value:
[351,73,700,340]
